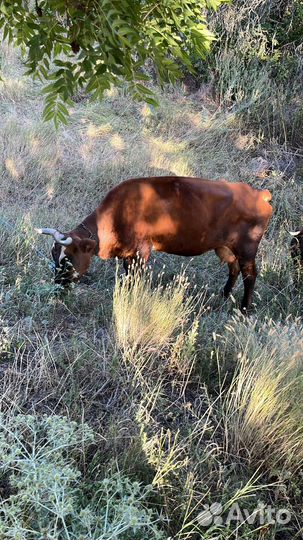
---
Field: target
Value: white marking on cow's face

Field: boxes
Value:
[59,246,66,263]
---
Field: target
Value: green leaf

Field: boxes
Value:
[0,5,9,15]
[0,0,227,124]
[57,110,69,124]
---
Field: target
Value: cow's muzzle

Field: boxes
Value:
[54,258,79,287]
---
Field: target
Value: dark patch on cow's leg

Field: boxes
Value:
[215,247,239,300]
[223,260,240,298]
[239,260,257,312]
[123,257,134,275]
[223,259,240,298]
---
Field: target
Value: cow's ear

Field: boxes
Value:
[79,239,96,254]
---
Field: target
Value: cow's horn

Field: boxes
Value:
[56,236,73,246]
[35,227,73,245]
[289,230,301,236]
[36,227,60,236]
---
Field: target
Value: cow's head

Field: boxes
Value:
[290,230,303,267]
[36,228,96,286]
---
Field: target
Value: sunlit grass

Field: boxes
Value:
[5,157,22,179]
[222,314,303,471]
[113,265,196,354]
[87,122,112,138]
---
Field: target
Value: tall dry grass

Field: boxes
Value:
[113,266,197,353]
[221,314,303,472]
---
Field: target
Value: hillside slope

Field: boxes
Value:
[1,40,303,539]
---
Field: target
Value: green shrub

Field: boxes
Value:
[0,414,164,539]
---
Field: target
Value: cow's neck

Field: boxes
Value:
[74,211,99,253]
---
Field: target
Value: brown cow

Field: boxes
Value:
[36,176,273,311]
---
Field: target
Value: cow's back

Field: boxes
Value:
[96,177,272,258]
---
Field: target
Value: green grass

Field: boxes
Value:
[1,29,303,540]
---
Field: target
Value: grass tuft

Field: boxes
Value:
[113,265,197,355]
[222,314,303,472]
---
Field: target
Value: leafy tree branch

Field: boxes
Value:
[0,0,228,124]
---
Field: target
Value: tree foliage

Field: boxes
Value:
[0,0,227,124]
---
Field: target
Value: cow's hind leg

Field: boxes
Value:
[239,259,257,313]
[215,247,240,299]
[223,259,240,298]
